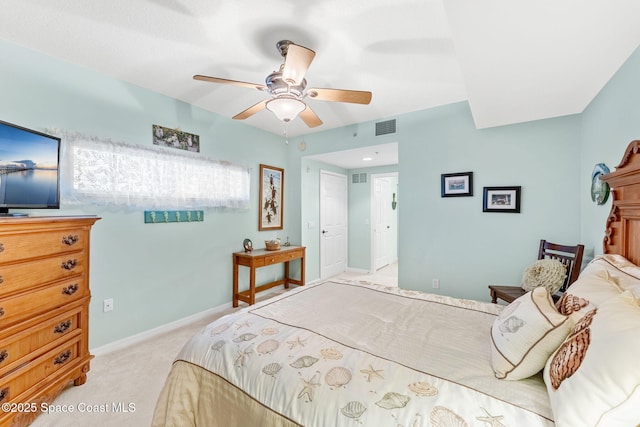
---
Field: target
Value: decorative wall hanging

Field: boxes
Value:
[591,163,610,205]
[144,210,204,223]
[152,124,200,152]
[441,172,473,197]
[259,164,284,231]
[482,186,521,213]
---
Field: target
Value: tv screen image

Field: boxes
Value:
[0,120,61,215]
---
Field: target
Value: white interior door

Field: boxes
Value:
[320,170,347,279]
[373,176,392,270]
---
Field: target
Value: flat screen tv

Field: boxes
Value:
[0,120,61,216]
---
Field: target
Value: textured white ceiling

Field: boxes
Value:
[0,0,638,140]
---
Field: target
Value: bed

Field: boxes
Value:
[152,141,640,427]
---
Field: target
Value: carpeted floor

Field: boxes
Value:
[29,264,397,426]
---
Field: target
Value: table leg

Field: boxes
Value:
[300,253,305,286]
[233,256,239,308]
[249,264,256,305]
[284,261,290,289]
[490,288,497,304]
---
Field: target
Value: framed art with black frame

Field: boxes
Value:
[441,172,473,197]
[483,186,521,213]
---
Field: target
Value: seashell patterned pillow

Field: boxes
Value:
[521,258,567,294]
[489,286,573,380]
[554,293,596,323]
[543,291,640,427]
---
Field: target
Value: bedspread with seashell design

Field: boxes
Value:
[174,280,555,427]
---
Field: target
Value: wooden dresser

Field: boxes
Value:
[0,216,100,427]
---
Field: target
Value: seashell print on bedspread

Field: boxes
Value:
[176,281,554,427]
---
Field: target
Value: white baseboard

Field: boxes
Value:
[91,301,233,356]
[90,282,301,356]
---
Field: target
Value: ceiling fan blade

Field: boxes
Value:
[282,44,316,86]
[232,100,268,120]
[307,88,372,105]
[299,105,323,128]
[193,75,266,91]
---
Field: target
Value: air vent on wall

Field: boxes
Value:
[375,118,397,136]
[352,173,367,184]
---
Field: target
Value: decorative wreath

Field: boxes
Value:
[521,258,567,294]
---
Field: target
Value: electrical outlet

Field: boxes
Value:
[103,298,114,312]
[432,279,440,289]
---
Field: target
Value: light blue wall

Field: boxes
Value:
[580,46,640,258]
[291,106,582,301]
[397,104,582,300]
[0,39,293,348]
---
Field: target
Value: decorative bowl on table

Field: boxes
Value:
[265,239,281,251]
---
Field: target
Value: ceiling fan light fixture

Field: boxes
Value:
[266,98,306,122]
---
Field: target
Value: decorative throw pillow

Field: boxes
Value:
[521,259,567,294]
[555,293,595,322]
[544,291,640,427]
[490,286,573,380]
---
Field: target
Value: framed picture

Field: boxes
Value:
[259,164,284,231]
[441,172,473,197]
[483,186,521,213]
[152,124,200,152]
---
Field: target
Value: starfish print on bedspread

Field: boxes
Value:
[360,365,384,382]
[287,336,308,350]
[234,345,253,368]
[235,319,251,329]
[297,372,321,403]
[476,408,506,427]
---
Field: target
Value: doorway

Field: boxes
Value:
[371,172,398,272]
[319,170,348,279]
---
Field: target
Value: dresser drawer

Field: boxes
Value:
[0,308,83,375]
[0,337,81,405]
[0,228,88,264]
[0,252,86,297]
[264,249,303,266]
[0,279,86,328]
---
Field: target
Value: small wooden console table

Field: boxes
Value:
[232,245,305,307]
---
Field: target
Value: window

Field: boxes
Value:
[56,131,250,210]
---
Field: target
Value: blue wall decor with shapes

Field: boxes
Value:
[144,210,204,224]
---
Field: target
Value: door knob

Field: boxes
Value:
[322,230,328,234]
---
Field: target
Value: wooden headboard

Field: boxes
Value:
[601,140,640,265]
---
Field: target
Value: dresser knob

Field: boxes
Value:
[54,350,72,365]
[0,387,8,403]
[62,235,79,246]
[61,259,78,270]
[0,307,4,318]
[62,284,79,295]
[0,243,4,253]
[54,320,72,333]
[0,276,3,284]
[0,350,7,364]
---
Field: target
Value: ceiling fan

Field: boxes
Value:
[193,40,372,128]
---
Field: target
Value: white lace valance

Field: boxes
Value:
[51,130,250,210]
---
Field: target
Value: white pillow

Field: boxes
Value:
[544,291,640,427]
[521,259,567,294]
[490,286,573,380]
[567,268,623,306]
